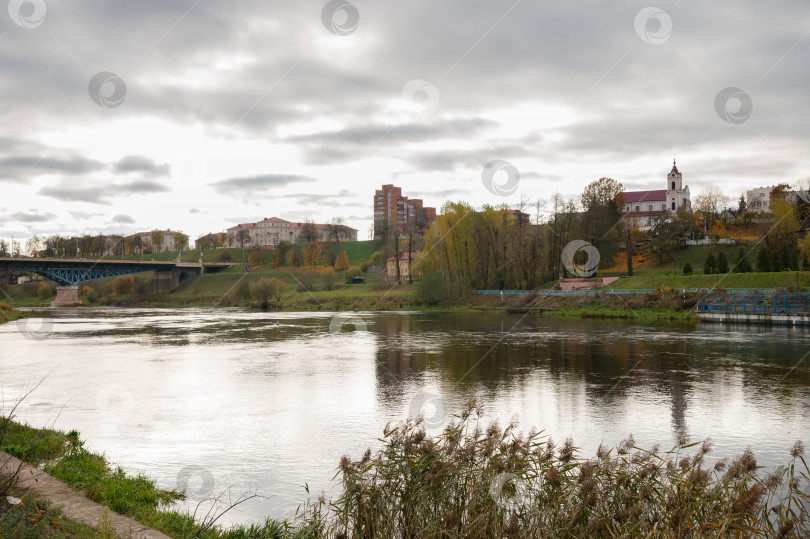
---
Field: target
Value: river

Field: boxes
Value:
[1,307,808,527]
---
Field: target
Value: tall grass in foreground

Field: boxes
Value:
[298,399,808,538]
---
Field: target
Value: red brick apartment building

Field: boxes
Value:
[373,184,436,239]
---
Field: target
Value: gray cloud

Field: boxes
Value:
[112,214,136,224]
[115,155,170,177]
[9,211,58,223]
[210,174,317,194]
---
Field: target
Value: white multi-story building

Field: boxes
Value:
[226,217,358,248]
[746,187,772,214]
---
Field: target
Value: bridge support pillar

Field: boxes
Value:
[51,285,81,307]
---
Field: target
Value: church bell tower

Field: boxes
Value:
[667,159,683,211]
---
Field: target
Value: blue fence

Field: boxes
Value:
[473,288,780,296]
[697,293,810,315]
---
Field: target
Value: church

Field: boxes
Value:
[621,161,691,229]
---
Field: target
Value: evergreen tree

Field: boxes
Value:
[802,252,810,271]
[682,262,693,275]
[717,251,729,273]
[789,248,799,271]
[734,248,752,273]
[757,248,770,272]
[704,253,715,275]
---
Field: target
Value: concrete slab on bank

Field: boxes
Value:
[697,312,810,326]
[1,451,171,539]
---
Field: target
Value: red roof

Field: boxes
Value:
[623,190,667,203]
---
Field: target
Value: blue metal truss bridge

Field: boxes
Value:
[2,257,180,285]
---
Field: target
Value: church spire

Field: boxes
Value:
[671,158,679,175]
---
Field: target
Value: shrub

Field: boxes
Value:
[86,289,98,303]
[682,262,692,275]
[231,279,252,302]
[734,248,752,273]
[248,249,263,268]
[416,271,450,305]
[334,250,350,271]
[297,272,316,292]
[321,402,810,538]
[218,248,233,262]
[112,275,134,295]
[0,301,13,312]
[251,278,272,305]
[345,266,362,284]
[37,282,54,299]
[267,278,287,303]
[324,271,338,291]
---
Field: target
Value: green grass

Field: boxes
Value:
[604,271,810,290]
[0,493,100,538]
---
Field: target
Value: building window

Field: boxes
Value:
[648,204,653,211]
[672,181,675,190]
[635,205,639,211]
[672,201,676,210]
[760,193,765,197]
[662,204,666,211]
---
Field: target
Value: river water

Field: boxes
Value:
[1,308,808,527]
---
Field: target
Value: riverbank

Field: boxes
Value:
[0,302,23,324]
[1,272,701,321]
[2,414,807,538]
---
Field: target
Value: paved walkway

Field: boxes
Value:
[1,451,171,539]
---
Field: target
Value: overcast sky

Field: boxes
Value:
[1,0,808,243]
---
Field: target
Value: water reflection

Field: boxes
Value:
[1,308,808,527]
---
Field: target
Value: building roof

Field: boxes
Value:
[130,230,178,238]
[624,190,667,203]
[387,250,420,261]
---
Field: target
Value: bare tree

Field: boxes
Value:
[693,186,730,233]
[327,217,347,243]
[300,219,319,243]
[151,230,163,253]
[236,228,251,249]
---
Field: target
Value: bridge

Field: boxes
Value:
[1,257,236,306]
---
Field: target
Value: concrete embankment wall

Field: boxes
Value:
[698,312,810,326]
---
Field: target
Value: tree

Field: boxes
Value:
[133,235,143,255]
[219,248,233,261]
[248,250,263,268]
[694,186,730,233]
[334,250,350,271]
[0,239,8,257]
[267,278,287,302]
[304,241,323,266]
[704,253,715,275]
[173,232,189,252]
[232,278,251,301]
[717,251,729,273]
[273,241,292,268]
[770,183,792,202]
[290,245,304,267]
[236,228,251,249]
[25,236,41,257]
[327,217,347,243]
[733,248,752,273]
[737,195,747,215]
[581,177,625,212]
[757,248,770,272]
[682,262,692,275]
[300,219,319,244]
[151,230,163,253]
